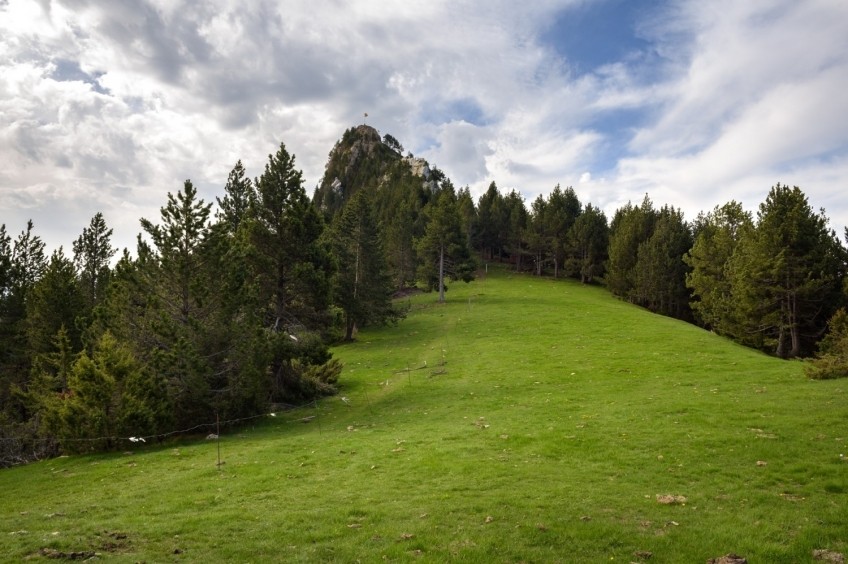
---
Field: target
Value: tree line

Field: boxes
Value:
[2,127,847,465]
[1,141,438,464]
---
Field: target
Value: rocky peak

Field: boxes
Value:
[403,156,430,179]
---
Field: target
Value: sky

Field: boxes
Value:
[2,0,847,255]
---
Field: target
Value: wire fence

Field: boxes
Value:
[0,352,449,469]
[0,314,460,469]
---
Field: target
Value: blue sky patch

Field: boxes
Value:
[52,59,109,94]
[540,0,664,74]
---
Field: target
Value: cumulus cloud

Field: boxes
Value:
[1,0,847,254]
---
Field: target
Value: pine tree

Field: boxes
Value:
[216,160,256,234]
[504,190,528,270]
[73,212,116,312]
[607,196,656,300]
[26,249,86,360]
[527,195,549,276]
[251,142,336,401]
[329,190,401,340]
[475,182,506,260]
[684,201,753,334]
[1,221,47,414]
[415,184,475,302]
[729,184,844,357]
[138,180,216,424]
[546,185,582,278]
[252,142,332,330]
[569,203,608,284]
[633,206,693,318]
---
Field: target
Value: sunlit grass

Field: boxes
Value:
[1,266,846,562]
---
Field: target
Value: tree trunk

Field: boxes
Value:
[789,291,800,358]
[438,244,445,303]
[344,315,356,341]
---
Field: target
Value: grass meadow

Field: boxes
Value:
[1,267,846,562]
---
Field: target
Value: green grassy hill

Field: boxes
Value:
[2,268,846,562]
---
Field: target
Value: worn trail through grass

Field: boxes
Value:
[1,267,847,562]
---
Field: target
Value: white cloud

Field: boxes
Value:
[606,0,848,234]
[1,0,847,255]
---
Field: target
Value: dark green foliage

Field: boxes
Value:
[633,206,693,319]
[806,307,848,379]
[73,212,115,312]
[328,190,403,341]
[382,133,404,154]
[728,184,845,357]
[548,185,582,277]
[475,182,507,260]
[32,331,170,453]
[253,142,332,329]
[503,190,528,270]
[607,195,656,299]
[570,203,608,284]
[216,160,256,234]
[375,161,431,289]
[0,222,48,421]
[25,250,86,359]
[526,194,549,276]
[137,180,217,426]
[250,142,338,402]
[415,183,476,302]
[685,201,753,334]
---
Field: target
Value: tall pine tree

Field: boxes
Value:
[415,184,475,302]
[329,190,401,340]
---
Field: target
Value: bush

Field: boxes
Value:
[806,308,848,380]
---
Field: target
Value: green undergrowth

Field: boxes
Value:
[1,267,846,562]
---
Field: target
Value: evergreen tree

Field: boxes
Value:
[329,190,401,340]
[475,182,506,260]
[547,185,582,278]
[252,142,332,330]
[26,249,86,360]
[633,206,693,318]
[729,184,844,357]
[569,203,608,284]
[0,221,47,415]
[806,304,848,379]
[251,142,336,401]
[138,180,216,425]
[504,190,528,270]
[527,195,549,276]
[415,184,476,302]
[33,331,170,453]
[684,201,753,334]
[607,196,656,300]
[73,212,116,312]
[456,186,477,253]
[216,160,256,234]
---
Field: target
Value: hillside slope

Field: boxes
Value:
[1,268,846,562]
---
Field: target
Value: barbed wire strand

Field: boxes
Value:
[0,357,441,448]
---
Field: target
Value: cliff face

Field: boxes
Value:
[312,125,433,220]
[312,125,400,218]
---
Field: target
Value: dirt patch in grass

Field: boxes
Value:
[707,554,747,564]
[656,494,687,505]
[813,549,845,563]
[36,548,97,560]
[96,530,131,553]
[33,531,131,560]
